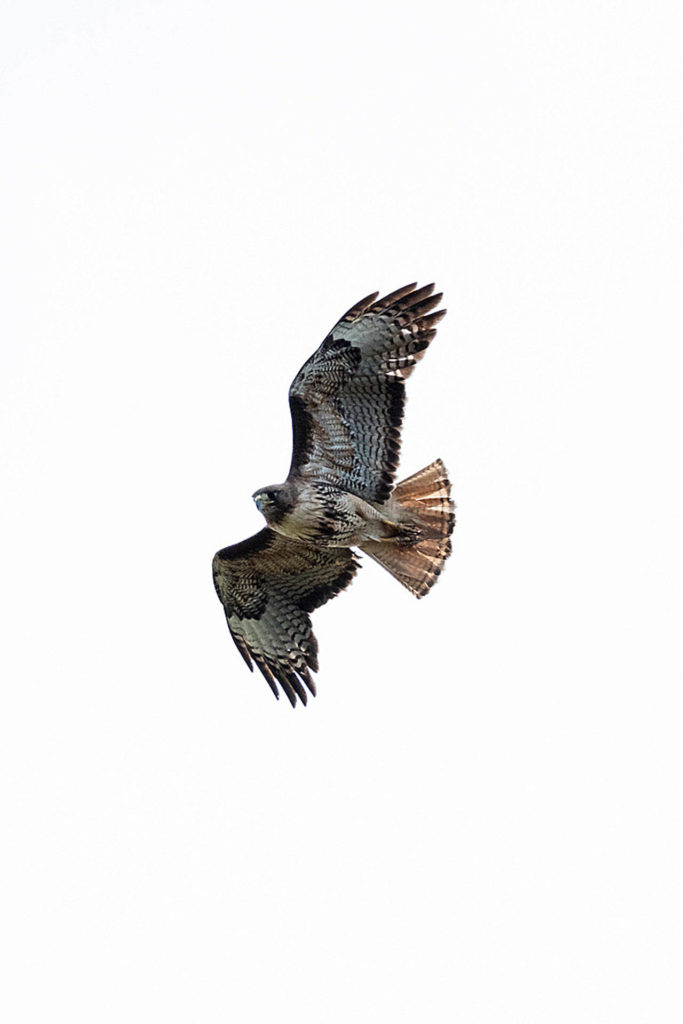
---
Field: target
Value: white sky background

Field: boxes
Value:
[1,1,681,1020]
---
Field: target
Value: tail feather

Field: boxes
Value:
[361,459,455,598]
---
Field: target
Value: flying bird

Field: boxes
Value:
[212,283,455,706]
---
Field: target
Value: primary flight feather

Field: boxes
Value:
[212,283,455,706]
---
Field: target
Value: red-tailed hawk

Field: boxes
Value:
[212,283,455,706]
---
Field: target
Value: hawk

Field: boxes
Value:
[212,283,455,706]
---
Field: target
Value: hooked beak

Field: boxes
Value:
[253,492,265,513]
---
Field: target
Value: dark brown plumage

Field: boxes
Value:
[212,283,455,706]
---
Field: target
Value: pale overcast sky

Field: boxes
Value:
[1,2,681,1021]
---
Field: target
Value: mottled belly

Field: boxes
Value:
[274,486,388,548]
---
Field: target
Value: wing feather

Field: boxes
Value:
[212,529,359,706]
[288,283,446,501]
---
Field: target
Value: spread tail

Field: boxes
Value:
[360,459,455,598]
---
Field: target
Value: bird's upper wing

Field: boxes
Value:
[212,529,359,706]
[288,283,446,503]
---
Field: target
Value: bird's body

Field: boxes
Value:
[254,478,396,548]
[213,283,455,706]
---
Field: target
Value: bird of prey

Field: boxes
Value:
[212,283,455,706]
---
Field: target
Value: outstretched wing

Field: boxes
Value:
[288,283,446,503]
[212,529,359,706]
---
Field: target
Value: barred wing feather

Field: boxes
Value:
[212,529,359,706]
[288,283,446,503]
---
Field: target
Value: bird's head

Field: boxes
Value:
[252,485,289,525]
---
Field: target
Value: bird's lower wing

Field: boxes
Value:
[212,529,359,706]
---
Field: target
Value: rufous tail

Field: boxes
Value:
[360,459,455,598]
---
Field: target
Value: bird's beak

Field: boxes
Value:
[253,493,264,512]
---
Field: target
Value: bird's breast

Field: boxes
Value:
[270,482,373,548]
